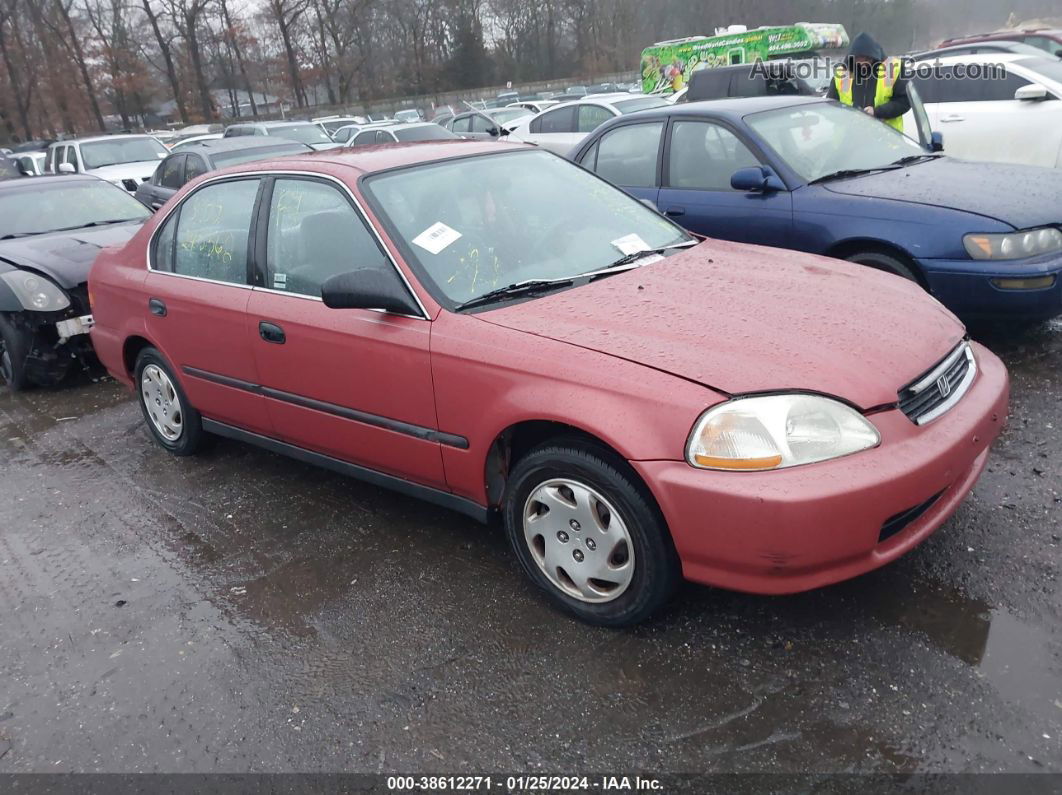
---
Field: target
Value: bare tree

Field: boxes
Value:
[265,0,310,107]
[141,0,188,123]
[53,0,106,130]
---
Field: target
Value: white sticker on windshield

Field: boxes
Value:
[610,233,650,256]
[413,221,462,255]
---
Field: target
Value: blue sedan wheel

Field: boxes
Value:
[845,250,920,284]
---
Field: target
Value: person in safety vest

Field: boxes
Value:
[827,32,910,133]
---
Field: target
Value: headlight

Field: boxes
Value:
[964,227,1062,260]
[686,394,880,471]
[0,270,71,311]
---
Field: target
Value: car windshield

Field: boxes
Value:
[394,126,458,142]
[80,137,167,169]
[210,143,309,167]
[613,97,668,114]
[1023,58,1062,85]
[321,119,357,133]
[364,149,691,308]
[745,102,926,182]
[269,124,331,144]
[0,180,149,238]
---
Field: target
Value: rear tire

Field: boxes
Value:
[845,250,920,284]
[134,347,205,456]
[0,315,31,392]
[502,439,680,627]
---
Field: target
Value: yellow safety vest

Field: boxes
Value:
[834,58,904,133]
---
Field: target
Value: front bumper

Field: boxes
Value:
[918,253,1062,320]
[631,341,1009,595]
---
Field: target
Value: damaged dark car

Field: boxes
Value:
[0,174,150,390]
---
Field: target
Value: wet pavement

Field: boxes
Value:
[0,321,1060,775]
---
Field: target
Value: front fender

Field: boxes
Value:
[795,188,1015,261]
[0,261,25,312]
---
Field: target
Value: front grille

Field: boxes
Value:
[898,341,976,425]
[879,490,944,543]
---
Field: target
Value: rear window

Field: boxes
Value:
[613,97,669,114]
[267,124,331,145]
[394,126,458,142]
[211,144,309,168]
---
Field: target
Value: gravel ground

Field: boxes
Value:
[0,319,1059,775]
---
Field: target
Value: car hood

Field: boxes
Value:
[0,222,143,289]
[88,160,163,182]
[480,241,965,409]
[822,158,1062,228]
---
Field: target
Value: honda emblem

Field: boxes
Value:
[936,374,952,398]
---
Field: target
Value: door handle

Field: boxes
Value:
[148,298,166,317]
[940,115,965,123]
[259,321,285,344]
[664,207,686,217]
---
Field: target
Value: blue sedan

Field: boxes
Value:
[569,96,1062,320]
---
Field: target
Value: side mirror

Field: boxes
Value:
[486,126,500,137]
[321,269,420,316]
[1014,84,1048,101]
[930,131,945,152]
[731,166,785,193]
[57,162,75,174]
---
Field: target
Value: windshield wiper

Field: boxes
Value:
[890,153,944,167]
[596,241,698,274]
[807,165,902,185]
[454,278,574,312]
[0,231,41,240]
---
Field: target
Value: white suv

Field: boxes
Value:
[909,53,1062,167]
[46,134,169,192]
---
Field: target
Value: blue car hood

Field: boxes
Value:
[822,158,1062,229]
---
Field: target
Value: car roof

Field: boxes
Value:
[921,52,1030,65]
[210,140,526,179]
[912,42,1047,58]
[608,94,827,121]
[178,137,310,155]
[51,133,161,145]
[945,29,1061,42]
[357,122,443,133]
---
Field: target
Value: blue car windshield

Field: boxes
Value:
[745,102,926,182]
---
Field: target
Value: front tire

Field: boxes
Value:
[134,347,205,456]
[503,440,679,627]
[845,250,920,283]
[0,314,31,392]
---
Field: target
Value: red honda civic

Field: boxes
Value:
[89,141,1009,626]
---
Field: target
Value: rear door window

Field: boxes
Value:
[164,178,260,283]
[530,106,576,134]
[589,122,663,188]
[184,155,209,182]
[577,104,614,132]
[159,155,186,189]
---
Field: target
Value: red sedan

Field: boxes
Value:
[89,142,1009,626]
